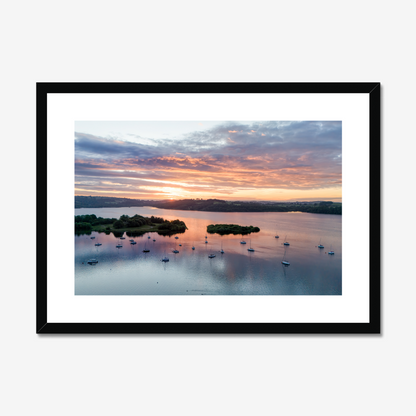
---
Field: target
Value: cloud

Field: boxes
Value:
[75,121,342,198]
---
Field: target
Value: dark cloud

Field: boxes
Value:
[75,132,160,159]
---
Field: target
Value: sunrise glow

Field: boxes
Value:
[75,121,342,202]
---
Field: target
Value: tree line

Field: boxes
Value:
[75,214,115,231]
[207,224,261,235]
[75,196,342,215]
[75,213,187,233]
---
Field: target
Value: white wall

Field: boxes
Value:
[1,1,413,415]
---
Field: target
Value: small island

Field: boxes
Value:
[207,224,260,235]
[75,214,187,236]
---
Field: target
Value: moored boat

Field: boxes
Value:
[247,239,255,252]
[281,247,290,266]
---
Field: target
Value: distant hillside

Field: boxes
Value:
[151,198,341,214]
[75,196,341,215]
[75,196,151,209]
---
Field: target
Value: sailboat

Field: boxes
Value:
[281,260,290,266]
[120,236,125,240]
[208,253,216,258]
[192,242,195,250]
[142,242,150,252]
[87,258,98,264]
[90,236,95,239]
[172,241,179,253]
[328,244,334,255]
[240,237,247,244]
[220,241,224,254]
[247,239,255,252]
[283,235,290,246]
[275,229,279,238]
[281,247,290,266]
[130,239,137,245]
[116,238,123,248]
[318,238,324,249]
[94,238,102,246]
[161,251,169,262]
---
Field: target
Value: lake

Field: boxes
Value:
[75,207,342,295]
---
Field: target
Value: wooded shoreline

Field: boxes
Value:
[75,196,342,215]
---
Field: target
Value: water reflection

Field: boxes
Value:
[75,207,341,295]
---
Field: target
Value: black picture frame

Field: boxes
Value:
[37,82,380,334]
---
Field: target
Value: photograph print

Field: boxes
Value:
[74,120,342,296]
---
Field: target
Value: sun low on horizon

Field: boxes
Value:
[74,121,342,203]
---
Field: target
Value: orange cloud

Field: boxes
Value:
[75,121,342,202]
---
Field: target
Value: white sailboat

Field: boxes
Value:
[116,238,123,248]
[318,238,324,249]
[283,235,290,246]
[328,244,334,255]
[208,253,216,258]
[281,246,290,266]
[220,241,224,254]
[87,258,98,264]
[240,237,247,244]
[247,239,255,252]
[161,251,169,262]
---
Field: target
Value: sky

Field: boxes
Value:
[74,121,342,202]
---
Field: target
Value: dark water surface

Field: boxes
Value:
[75,207,342,295]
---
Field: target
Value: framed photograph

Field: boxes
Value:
[37,82,380,334]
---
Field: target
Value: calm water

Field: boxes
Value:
[75,207,342,295]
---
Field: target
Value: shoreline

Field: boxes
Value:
[75,205,341,215]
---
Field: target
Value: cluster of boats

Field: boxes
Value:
[86,233,335,266]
